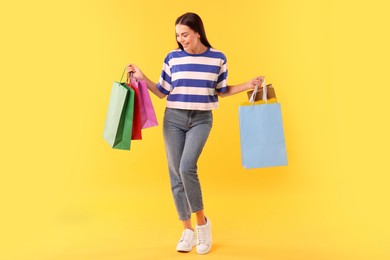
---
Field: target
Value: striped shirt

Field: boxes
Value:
[157,48,228,110]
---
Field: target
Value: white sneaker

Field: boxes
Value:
[196,218,212,254]
[176,229,196,252]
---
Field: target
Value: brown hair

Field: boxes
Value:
[175,12,212,50]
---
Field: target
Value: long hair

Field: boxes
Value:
[175,12,212,50]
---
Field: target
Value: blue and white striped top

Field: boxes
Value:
[157,48,228,110]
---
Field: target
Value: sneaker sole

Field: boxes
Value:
[177,242,196,253]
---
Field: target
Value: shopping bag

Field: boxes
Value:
[103,72,135,150]
[247,83,276,102]
[137,80,158,129]
[239,81,287,168]
[128,78,142,140]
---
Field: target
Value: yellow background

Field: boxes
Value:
[1,0,389,259]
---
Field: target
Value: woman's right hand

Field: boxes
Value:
[126,64,145,81]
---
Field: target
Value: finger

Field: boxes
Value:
[126,66,135,73]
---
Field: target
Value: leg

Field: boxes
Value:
[195,209,206,226]
[179,116,212,216]
[163,109,192,221]
[179,112,213,254]
[182,211,205,229]
[182,219,193,231]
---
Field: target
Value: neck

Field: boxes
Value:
[187,44,208,54]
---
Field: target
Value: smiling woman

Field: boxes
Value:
[1,0,390,259]
[126,12,264,255]
[175,12,212,54]
[175,24,208,54]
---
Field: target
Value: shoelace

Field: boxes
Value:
[197,225,208,244]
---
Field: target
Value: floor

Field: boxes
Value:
[2,185,387,260]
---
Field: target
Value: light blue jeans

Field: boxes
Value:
[163,108,213,221]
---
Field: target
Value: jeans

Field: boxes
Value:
[163,108,213,220]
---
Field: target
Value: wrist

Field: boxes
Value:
[139,74,147,81]
[246,82,254,90]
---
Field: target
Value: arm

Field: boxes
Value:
[126,64,166,99]
[218,76,264,98]
[140,73,166,99]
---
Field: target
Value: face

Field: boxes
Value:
[175,24,201,53]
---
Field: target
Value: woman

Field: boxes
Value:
[126,12,264,255]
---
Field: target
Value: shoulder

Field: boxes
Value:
[163,49,184,64]
[208,48,227,63]
[165,49,183,59]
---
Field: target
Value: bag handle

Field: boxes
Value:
[249,79,267,105]
[118,67,136,85]
[119,67,127,83]
[126,70,139,86]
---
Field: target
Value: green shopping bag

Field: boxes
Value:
[103,69,135,150]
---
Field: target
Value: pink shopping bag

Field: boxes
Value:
[136,80,158,129]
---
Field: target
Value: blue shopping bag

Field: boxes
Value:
[239,83,288,168]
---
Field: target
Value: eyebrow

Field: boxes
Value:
[176,32,189,36]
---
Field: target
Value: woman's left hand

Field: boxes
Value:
[247,76,265,90]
